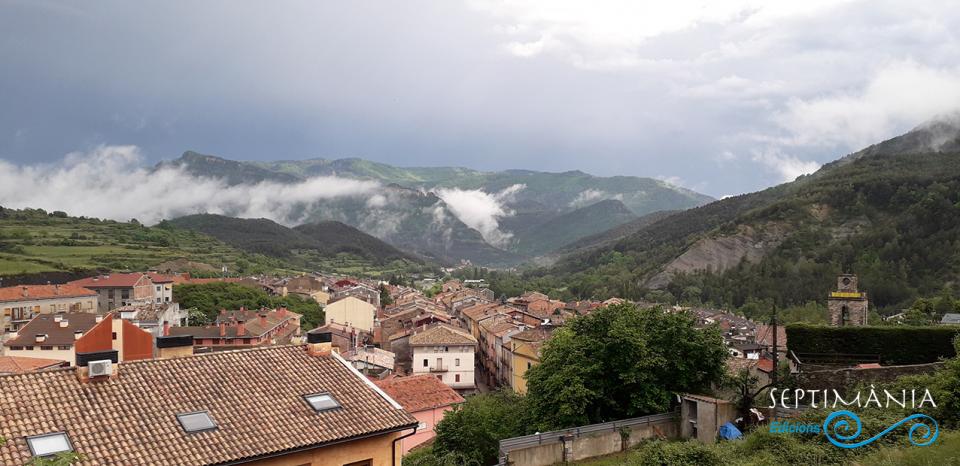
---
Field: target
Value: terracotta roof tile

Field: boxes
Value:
[0,345,416,465]
[374,375,464,412]
[0,285,97,303]
[68,273,149,288]
[0,356,65,374]
[409,324,477,346]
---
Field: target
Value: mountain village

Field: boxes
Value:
[1,262,954,465]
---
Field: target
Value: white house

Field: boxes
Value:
[409,324,477,392]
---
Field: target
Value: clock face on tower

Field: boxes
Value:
[842,277,851,286]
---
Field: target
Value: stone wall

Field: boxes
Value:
[500,414,678,466]
[797,362,944,392]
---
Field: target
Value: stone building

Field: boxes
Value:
[828,274,869,326]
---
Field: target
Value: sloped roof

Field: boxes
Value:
[409,324,477,346]
[0,285,97,303]
[168,308,299,339]
[941,313,960,324]
[374,375,464,412]
[0,356,64,374]
[0,345,416,465]
[342,346,395,370]
[68,273,149,288]
[4,313,101,347]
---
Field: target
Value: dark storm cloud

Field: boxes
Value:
[2,0,960,197]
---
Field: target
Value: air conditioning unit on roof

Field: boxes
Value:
[88,359,113,377]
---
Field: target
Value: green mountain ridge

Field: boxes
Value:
[164,151,713,265]
[167,214,427,269]
[542,117,960,311]
[0,208,307,278]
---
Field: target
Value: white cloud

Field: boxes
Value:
[772,61,960,150]
[470,0,848,69]
[750,148,821,182]
[0,145,381,225]
[569,189,607,208]
[433,184,525,248]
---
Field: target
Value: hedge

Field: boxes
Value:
[786,324,960,365]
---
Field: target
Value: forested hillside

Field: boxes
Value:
[535,119,960,312]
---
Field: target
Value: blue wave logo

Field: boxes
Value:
[822,410,939,449]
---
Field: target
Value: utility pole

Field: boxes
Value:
[771,304,779,386]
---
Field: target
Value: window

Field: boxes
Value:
[455,358,460,367]
[418,421,429,431]
[121,290,130,299]
[25,346,34,350]
[40,346,52,351]
[436,375,442,380]
[10,346,23,350]
[527,362,532,369]
[455,374,460,383]
[111,332,117,340]
[26,432,72,457]
[303,393,342,412]
[156,286,162,292]
[108,290,115,299]
[422,359,428,367]
[176,411,217,433]
[58,346,70,350]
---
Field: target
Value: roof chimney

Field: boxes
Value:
[35,334,47,343]
[236,319,246,337]
[95,314,104,323]
[219,321,226,337]
[162,320,170,337]
[59,319,69,328]
[259,313,267,327]
[74,331,83,340]
[54,314,63,323]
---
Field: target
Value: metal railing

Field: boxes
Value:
[499,411,677,454]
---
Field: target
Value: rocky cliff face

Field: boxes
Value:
[645,223,787,288]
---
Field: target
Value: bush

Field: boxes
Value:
[786,324,960,365]
[628,440,723,466]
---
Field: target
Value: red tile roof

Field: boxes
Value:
[375,374,465,412]
[0,285,97,303]
[0,356,65,374]
[68,273,149,288]
[409,324,477,346]
[0,345,417,465]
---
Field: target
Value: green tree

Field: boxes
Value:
[525,303,728,429]
[433,391,530,466]
[173,283,323,329]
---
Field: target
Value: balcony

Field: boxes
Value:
[429,365,448,373]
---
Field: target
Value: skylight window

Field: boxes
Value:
[176,411,218,433]
[304,393,341,412]
[26,432,73,457]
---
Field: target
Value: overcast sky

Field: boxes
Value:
[2,1,960,197]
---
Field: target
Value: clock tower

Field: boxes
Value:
[828,274,869,326]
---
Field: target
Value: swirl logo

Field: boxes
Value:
[822,410,939,449]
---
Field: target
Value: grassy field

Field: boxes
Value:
[0,208,303,276]
[0,208,427,279]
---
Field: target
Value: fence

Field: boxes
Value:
[498,412,679,466]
